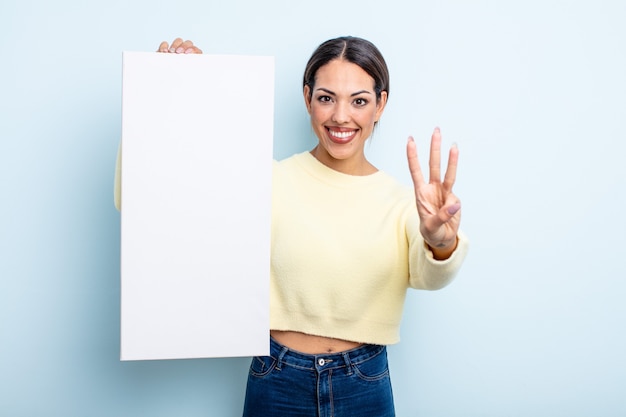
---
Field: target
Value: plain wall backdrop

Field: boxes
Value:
[1,0,625,416]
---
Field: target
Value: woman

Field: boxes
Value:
[130,36,469,416]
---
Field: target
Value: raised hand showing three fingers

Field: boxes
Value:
[407,127,461,260]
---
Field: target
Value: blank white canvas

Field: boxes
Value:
[120,52,274,360]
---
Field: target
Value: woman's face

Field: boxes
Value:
[304,59,387,174]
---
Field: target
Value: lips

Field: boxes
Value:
[327,127,357,144]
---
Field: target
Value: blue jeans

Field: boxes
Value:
[242,337,395,417]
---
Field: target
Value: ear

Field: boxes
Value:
[375,91,388,122]
[303,85,312,114]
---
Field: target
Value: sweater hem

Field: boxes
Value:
[270,309,401,346]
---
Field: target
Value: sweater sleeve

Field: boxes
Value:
[114,142,121,211]
[406,205,469,290]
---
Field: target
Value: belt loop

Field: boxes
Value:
[342,352,353,376]
[276,346,288,371]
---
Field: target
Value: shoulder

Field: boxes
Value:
[373,170,414,201]
[272,153,308,182]
[273,152,308,171]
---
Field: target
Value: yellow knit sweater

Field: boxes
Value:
[114,149,469,345]
[269,152,468,345]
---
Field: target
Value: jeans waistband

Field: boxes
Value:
[269,336,386,372]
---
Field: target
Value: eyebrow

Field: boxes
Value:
[315,87,373,97]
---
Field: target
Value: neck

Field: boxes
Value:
[310,146,377,176]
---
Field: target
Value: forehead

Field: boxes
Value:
[314,59,375,92]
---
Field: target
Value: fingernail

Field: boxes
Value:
[447,203,461,215]
[176,47,184,53]
[169,47,175,53]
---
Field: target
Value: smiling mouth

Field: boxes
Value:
[327,128,357,144]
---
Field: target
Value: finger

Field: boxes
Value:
[429,127,442,183]
[175,39,195,53]
[444,196,461,217]
[406,136,425,187]
[185,45,203,54]
[169,37,184,52]
[431,196,461,229]
[157,41,169,53]
[442,143,459,192]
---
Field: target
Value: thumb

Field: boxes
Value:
[446,201,461,217]
[436,198,461,224]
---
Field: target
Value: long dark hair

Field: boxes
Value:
[303,36,390,103]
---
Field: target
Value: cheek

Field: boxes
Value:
[310,105,329,123]
[358,111,377,127]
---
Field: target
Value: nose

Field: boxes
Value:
[331,102,350,124]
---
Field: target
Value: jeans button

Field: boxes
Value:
[318,358,325,366]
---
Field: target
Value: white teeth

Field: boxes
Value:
[329,130,354,139]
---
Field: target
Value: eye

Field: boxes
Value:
[317,95,332,103]
[353,97,369,107]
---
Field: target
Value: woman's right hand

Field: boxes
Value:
[157,38,202,54]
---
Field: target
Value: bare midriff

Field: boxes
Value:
[270,330,363,354]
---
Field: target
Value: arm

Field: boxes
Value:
[113,38,203,211]
[114,143,121,211]
[407,216,469,290]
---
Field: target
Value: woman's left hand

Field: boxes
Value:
[406,127,461,260]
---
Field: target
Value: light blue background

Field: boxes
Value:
[1,0,625,416]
